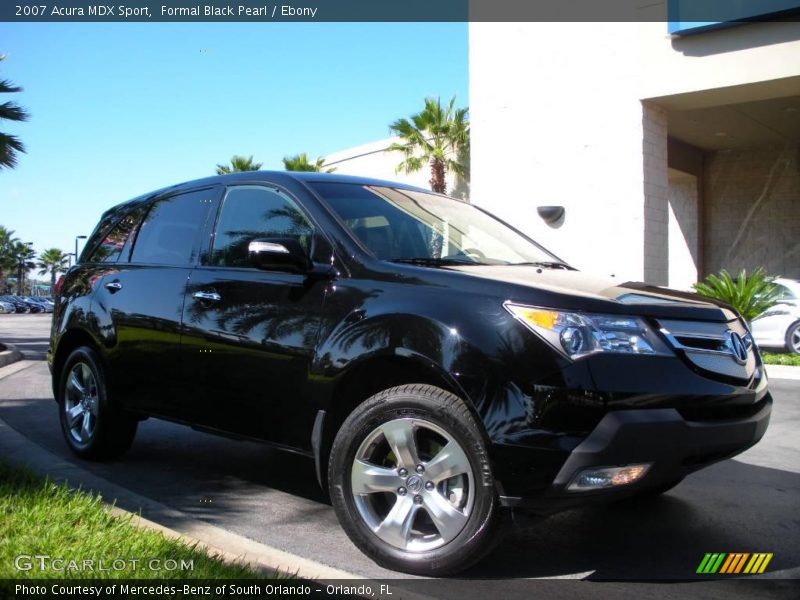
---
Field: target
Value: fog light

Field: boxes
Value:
[567,463,651,491]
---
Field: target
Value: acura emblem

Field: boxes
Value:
[725,331,749,364]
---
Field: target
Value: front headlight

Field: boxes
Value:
[504,302,672,359]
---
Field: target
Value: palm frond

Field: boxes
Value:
[0,132,25,169]
[0,101,29,122]
[693,268,782,321]
[387,95,470,192]
[216,154,262,175]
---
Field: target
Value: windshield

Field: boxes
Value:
[311,183,563,266]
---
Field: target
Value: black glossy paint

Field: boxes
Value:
[49,171,771,508]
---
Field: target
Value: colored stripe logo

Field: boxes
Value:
[697,553,773,574]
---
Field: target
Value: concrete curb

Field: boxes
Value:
[0,386,361,580]
[0,344,23,368]
[765,364,800,381]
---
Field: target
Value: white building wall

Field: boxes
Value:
[667,171,699,290]
[469,20,800,283]
[635,20,800,106]
[469,23,647,280]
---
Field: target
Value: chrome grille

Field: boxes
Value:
[658,318,755,380]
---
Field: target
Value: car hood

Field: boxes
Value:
[445,265,737,322]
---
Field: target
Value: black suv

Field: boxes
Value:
[50,172,771,575]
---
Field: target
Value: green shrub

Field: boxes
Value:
[693,268,781,322]
[762,352,800,366]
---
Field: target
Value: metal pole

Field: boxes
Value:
[75,235,87,265]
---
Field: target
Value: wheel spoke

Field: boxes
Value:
[80,411,92,442]
[423,490,469,544]
[424,441,471,483]
[80,363,95,392]
[66,404,84,428]
[351,459,399,495]
[374,495,417,548]
[381,419,420,469]
[67,372,85,397]
[86,395,98,416]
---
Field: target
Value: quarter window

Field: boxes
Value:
[210,186,313,268]
[130,189,213,266]
[88,206,146,263]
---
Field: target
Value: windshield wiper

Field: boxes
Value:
[389,257,485,267]
[511,261,575,270]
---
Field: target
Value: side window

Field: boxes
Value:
[210,186,313,268]
[88,206,146,263]
[131,189,212,266]
[777,285,797,302]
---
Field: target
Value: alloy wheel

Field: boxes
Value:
[791,325,800,354]
[351,417,475,552]
[63,362,99,445]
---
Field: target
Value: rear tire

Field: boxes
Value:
[58,346,137,460]
[328,384,507,576]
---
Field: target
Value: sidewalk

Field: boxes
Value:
[765,364,800,381]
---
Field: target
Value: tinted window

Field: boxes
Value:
[130,189,212,266]
[210,186,313,268]
[88,207,146,263]
[313,182,559,264]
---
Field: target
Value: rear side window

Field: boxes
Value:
[131,189,213,266]
[210,186,313,268]
[87,206,146,263]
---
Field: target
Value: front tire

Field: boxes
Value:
[786,321,800,355]
[58,346,137,460]
[328,384,506,576]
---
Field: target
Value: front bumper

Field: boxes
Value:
[496,392,772,510]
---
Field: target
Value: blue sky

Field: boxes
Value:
[0,23,468,267]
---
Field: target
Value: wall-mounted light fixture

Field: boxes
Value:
[537,205,565,224]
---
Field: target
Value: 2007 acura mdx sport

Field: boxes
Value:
[49,172,772,575]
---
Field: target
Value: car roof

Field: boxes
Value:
[105,171,432,216]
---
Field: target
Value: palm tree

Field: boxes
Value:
[37,248,69,287]
[10,241,35,295]
[282,153,336,173]
[215,155,263,175]
[0,225,19,291]
[388,96,469,194]
[694,268,782,323]
[0,55,29,170]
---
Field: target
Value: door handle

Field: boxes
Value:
[192,291,221,302]
[104,281,123,293]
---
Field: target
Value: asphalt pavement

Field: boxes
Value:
[1,314,798,599]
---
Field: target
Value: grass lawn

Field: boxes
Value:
[762,352,800,367]
[0,461,263,579]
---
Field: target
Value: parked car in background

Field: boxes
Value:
[751,277,800,355]
[50,172,772,575]
[14,297,44,313]
[23,296,54,313]
[0,299,15,314]
[0,296,30,313]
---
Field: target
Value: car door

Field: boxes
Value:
[93,187,218,418]
[181,184,328,448]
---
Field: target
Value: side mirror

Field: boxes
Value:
[248,238,312,273]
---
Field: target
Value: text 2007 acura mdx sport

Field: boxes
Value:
[49,172,771,575]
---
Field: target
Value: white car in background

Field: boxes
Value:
[751,278,800,355]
